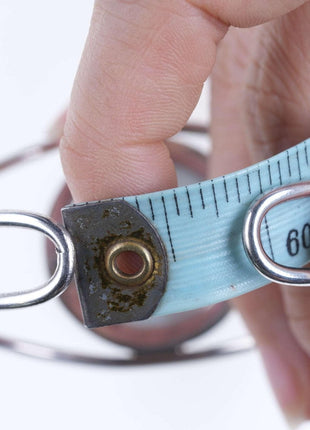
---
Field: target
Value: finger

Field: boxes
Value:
[189,0,309,27]
[210,4,310,423]
[208,26,260,176]
[58,0,228,343]
[235,286,310,426]
[60,0,227,202]
[60,0,310,204]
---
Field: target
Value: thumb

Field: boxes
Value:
[60,0,226,203]
[60,0,308,203]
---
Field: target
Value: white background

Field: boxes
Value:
[0,1,298,429]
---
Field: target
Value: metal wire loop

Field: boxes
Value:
[243,181,310,286]
[0,211,75,308]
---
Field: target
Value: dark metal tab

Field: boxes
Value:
[62,200,167,328]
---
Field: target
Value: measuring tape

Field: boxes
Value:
[120,138,310,317]
[1,138,310,329]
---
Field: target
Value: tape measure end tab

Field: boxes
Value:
[62,200,168,328]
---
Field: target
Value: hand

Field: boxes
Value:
[59,0,310,424]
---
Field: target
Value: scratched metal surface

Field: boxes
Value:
[63,200,167,327]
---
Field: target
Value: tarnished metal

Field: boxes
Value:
[62,200,168,328]
[49,140,230,351]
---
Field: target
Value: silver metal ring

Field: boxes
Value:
[243,181,310,286]
[0,332,255,366]
[0,211,75,308]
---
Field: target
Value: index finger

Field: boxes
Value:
[60,0,224,202]
[60,0,308,203]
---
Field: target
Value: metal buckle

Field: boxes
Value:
[0,211,75,308]
[243,181,310,286]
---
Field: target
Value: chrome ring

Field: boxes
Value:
[0,333,255,366]
[0,211,75,308]
[243,181,310,286]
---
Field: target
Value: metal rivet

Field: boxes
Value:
[105,240,154,286]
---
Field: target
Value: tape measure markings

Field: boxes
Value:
[173,189,180,216]
[135,196,140,211]
[120,139,310,317]
[235,177,241,203]
[267,160,273,185]
[304,141,309,165]
[161,195,176,262]
[297,146,302,180]
[257,168,263,194]
[264,216,275,261]
[185,186,194,218]
[211,180,219,217]
[148,197,155,221]
[286,151,292,177]
[198,182,206,209]
[223,176,230,201]
[277,160,282,185]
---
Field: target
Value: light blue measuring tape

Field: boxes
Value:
[1,138,310,329]
[124,138,310,317]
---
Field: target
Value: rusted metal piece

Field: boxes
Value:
[46,139,230,351]
[62,200,168,328]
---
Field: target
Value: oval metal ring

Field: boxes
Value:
[0,211,75,308]
[243,181,310,286]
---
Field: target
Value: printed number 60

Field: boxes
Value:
[286,223,310,256]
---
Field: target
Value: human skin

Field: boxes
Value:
[60,0,310,425]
